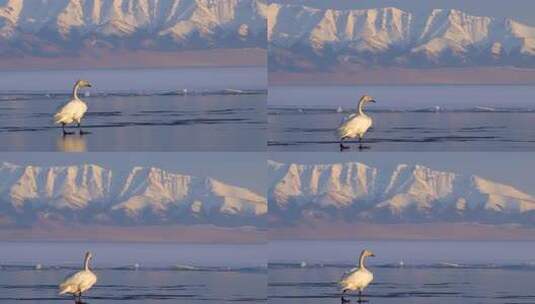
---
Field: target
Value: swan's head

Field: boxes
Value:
[360,95,376,104]
[76,79,92,88]
[361,249,375,258]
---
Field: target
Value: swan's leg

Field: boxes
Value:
[62,123,75,135]
[77,122,91,135]
[340,137,350,151]
[341,289,351,303]
[358,136,371,151]
[357,290,364,303]
[77,292,85,304]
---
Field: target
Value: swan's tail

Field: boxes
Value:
[58,283,73,295]
[53,112,67,124]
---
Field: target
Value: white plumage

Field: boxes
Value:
[54,79,92,135]
[59,251,97,303]
[337,95,376,150]
[340,249,375,301]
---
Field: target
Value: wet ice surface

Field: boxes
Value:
[268,108,535,151]
[1,268,266,303]
[0,242,267,303]
[0,93,266,151]
[268,85,535,151]
[269,241,535,304]
[269,265,535,304]
[0,67,266,151]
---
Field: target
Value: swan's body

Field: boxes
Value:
[337,95,376,150]
[340,249,375,301]
[59,252,97,303]
[54,80,92,135]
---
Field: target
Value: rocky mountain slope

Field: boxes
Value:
[0,0,268,56]
[267,4,535,69]
[268,161,535,225]
[0,162,266,226]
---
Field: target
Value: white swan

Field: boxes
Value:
[59,251,97,303]
[54,79,92,135]
[337,95,376,150]
[340,249,375,302]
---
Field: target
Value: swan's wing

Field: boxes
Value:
[54,99,85,124]
[58,270,83,293]
[59,270,96,294]
[340,267,359,280]
[342,113,357,123]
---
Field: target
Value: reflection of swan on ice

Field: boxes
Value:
[340,249,375,303]
[54,80,93,135]
[59,251,97,304]
[57,134,87,152]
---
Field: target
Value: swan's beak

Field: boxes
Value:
[369,100,376,103]
[370,253,375,257]
[87,83,93,88]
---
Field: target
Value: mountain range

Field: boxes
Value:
[267,4,535,70]
[0,162,266,227]
[0,0,268,57]
[268,161,535,226]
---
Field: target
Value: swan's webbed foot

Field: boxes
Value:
[62,124,75,135]
[358,144,371,151]
[340,138,351,151]
[77,123,91,135]
[340,143,350,151]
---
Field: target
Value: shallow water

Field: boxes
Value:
[268,108,535,151]
[269,241,535,304]
[0,242,267,303]
[268,85,535,151]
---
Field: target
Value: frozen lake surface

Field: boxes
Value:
[0,241,267,303]
[0,67,266,151]
[269,85,535,151]
[269,240,535,304]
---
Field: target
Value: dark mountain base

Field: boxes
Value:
[269,67,535,85]
[0,48,266,70]
[269,222,535,241]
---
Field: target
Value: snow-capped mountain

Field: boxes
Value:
[268,4,535,68]
[0,162,266,226]
[268,161,535,225]
[0,0,267,55]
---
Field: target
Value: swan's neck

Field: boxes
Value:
[72,83,81,100]
[358,253,367,270]
[357,99,365,115]
[84,255,90,271]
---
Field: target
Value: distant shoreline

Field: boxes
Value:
[0,48,267,71]
[269,222,535,241]
[269,67,535,85]
[0,225,266,244]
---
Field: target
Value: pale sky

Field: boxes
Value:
[271,0,535,25]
